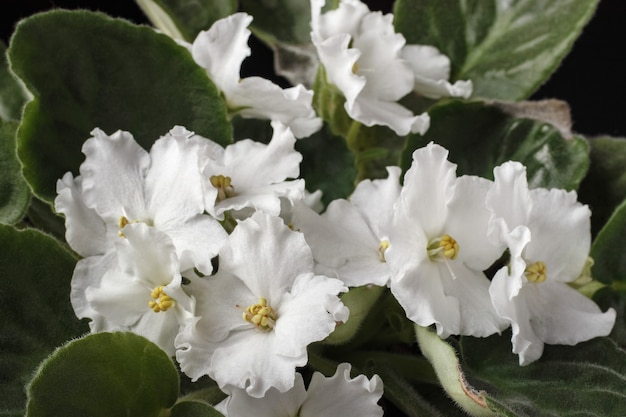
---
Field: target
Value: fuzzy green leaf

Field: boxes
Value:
[8,10,231,203]
[394,0,599,100]
[401,100,589,191]
[240,0,312,45]
[25,332,179,417]
[0,120,30,224]
[0,41,29,121]
[170,401,225,417]
[0,225,84,415]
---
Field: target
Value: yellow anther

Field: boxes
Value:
[378,240,390,262]
[439,234,459,260]
[149,286,176,313]
[117,216,130,237]
[525,261,547,283]
[352,62,359,74]
[240,297,277,331]
[210,175,235,201]
[427,234,459,261]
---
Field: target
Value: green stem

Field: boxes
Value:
[345,120,370,184]
[611,280,626,292]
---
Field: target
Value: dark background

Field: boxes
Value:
[1,0,624,138]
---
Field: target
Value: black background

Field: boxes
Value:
[1,0,624,138]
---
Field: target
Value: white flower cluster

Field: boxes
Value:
[292,142,616,365]
[52,0,616,414]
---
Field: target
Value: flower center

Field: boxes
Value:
[378,239,390,262]
[242,297,277,331]
[525,261,547,283]
[427,234,459,261]
[148,286,176,313]
[117,216,153,237]
[210,174,235,201]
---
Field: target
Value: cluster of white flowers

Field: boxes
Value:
[53,0,616,414]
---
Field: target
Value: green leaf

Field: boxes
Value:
[0,120,30,224]
[8,10,231,203]
[240,0,312,45]
[578,136,626,236]
[25,332,179,417]
[0,41,29,121]
[401,100,589,191]
[0,225,85,415]
[460,331,626,417]
[170,401,225,417]
[590,198,626,346]
[135,0,237,42]
[394,0,599,100]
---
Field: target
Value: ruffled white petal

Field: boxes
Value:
[401,45,473,99]
[302,363,383,417]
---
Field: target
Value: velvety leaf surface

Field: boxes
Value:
[394,0,599,100]
[240,0,312,45]
[136,0,237,42]
[460,331,626,416]
[0,41,29,121]
[25,332,179,417]
[578,136,626,236]
[8,10,231,203]
[401,100,589,191]
[0,120,30,224]
[170,401,225,417]
[0,225,84,415]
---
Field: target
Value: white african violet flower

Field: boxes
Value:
[215,363,383,417]
[291,166,401,287]
[72,223,194,356]
[310,0,430,136]
[385,143,508,338]
[175,211,348,397]
[401,45,473,99]
[55,126,227,275]
[487,161,616,365]
[190,12,322,139]
[201,121,305,220]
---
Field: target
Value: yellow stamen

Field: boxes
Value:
[210,175,235,201]
[117,216,130,237]
[525,261,547,283]
[427,234,459,261]
[240,297,277,331]
[378,240,390,262]
[352,62,359,74]
[148,286,176,312]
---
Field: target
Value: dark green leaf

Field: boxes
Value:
[461,331,626,417]
[26,332,179,417]
[240,0,312,45]
[8,10,231,203]
[394,0,599,100]
[170,401,225,417]
[0,225,84,415]
[401,100,589,191]
[0,120,30,224]
[578,136,626,236]
[135,0,237,42]
[0,41,29,121]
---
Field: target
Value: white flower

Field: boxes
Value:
[385,143,508,338]
[190,13,322,138]
[202,121,305,220]
[216,363,383,417]
[401,45,473,99]
[487,161,616,365]
[175,211,348,397]
[55,126,227,275]
[292,167,401,287]
[310,0,430,136]
[72,223,194,356]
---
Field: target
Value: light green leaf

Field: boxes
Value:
[25,332,179,417]
[0,41,29,121]
[460,330,626,416]
[0,225,84,415]
[8,10,231,203]
[135,0,237,42]
[394,0,599,100]
[170,401,225,417]
[401,100,589,191]
[578,136,626,236]
[0,120,30,224]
